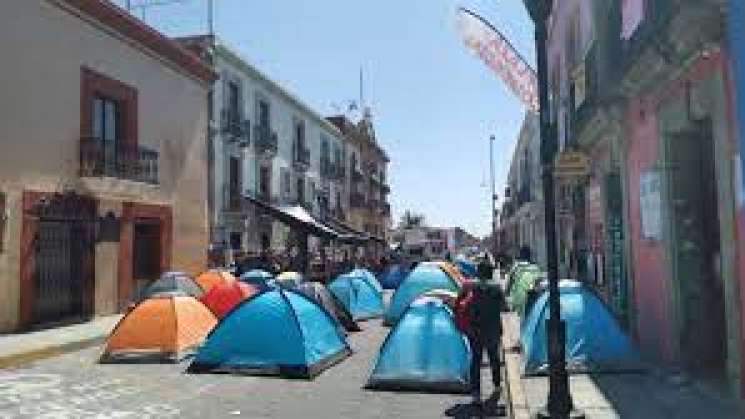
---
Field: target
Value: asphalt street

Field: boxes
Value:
[0,317,500,419]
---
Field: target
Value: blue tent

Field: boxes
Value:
[328,274,385,321]
[385,264,460,326]
[367,297,471,393]
[350,268,384,294]
[240,270,275,289]
[379,265,408,290]
[454,258,478,279]
[521,280,643,376]
[188,288,351,379]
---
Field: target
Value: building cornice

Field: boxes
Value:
[54,0,216,85]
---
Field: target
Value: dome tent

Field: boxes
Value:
[521,280,643,376]
[139,271,204,301]
[328,273,385,321]
[350,268,384,293]
[188,288,351,379]
[385,264,460,326]
[276,271,304,289]
[240,269,275,289]
[296,281,361,333]
[454,258,478,279]
[367,297,471,393]
[199,281,260,319]
[101,295,217,363]
[195,269,235,293]
[379,264,409,290]
[509,267,545,317]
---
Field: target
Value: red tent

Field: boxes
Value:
[199,281,259,319]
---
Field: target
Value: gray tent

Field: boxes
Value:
[140,271,204,301]
[296,282,361,332]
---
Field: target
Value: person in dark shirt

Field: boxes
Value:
[456,256,506,411]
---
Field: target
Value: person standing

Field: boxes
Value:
[455,259,506,412]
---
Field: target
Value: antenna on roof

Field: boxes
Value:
[208,0,214,36]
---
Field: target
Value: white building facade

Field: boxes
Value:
[177,36,349,260]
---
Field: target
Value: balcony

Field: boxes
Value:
[320,157,335,179]
[293,141,310,172]
[350,192,366,208]
[381,203,391,216]
[381,182,390,195]
[351,166,364,183]
[79,137,158,184]
[220,110,250,148]
[620,0,725,97]
[254,125,278,156]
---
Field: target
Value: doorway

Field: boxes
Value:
[668,119,726,379]
[32,193,96,327]
[132,218,161,299]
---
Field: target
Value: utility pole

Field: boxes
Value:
[490,135,497,260]
[522,0,582,417]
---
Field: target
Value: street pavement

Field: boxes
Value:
[0,317,499,419]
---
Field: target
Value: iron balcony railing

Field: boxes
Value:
[254,125,278,155]
[381,203,391,216]
[293,141,310,171]
[79,137,158,184]
[321,156,334,178]
[220,110,250,147]
[351,166,364,183]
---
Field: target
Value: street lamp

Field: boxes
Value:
[521,0,583,417]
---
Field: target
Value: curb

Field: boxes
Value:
[0,336,106,369]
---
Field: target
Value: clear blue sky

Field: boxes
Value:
[121,0,535,238]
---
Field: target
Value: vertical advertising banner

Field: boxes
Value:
[456,8,539,112]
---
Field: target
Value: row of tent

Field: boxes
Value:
[505,261,644,375]
[101,258,486,392]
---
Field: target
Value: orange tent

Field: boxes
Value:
[101,295,217,363]
[195,269,236,292]
[434,261,467,285]
[199,281,259,319]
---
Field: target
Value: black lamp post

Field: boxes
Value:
[521,0,582,417]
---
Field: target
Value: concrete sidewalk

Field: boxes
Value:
[501,312,744,418]
[0,315,120,368]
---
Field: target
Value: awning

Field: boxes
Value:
[322,218,369,245]
[243,195,339,239]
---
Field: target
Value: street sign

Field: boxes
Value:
[554,151,590,179]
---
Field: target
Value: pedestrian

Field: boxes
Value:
[455,265,506,413]
[477,253,495,282]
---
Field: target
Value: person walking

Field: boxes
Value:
[455,256,506,414]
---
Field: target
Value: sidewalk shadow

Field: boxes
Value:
[588,372,744,419]
[444,401,506,418]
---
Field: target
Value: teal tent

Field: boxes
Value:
[379,264,408,290]
[455,258,478,278]
[521,280,643,376]
[328,273,385,321]
[384,264,460,326]
[188,288,351,379]
[367,297,471,393]
[351,268,384,294]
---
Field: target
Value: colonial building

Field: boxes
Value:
[327,113,391,258]
[536,0,741,399]
[499,112,545,269]
[0,0,214,331]
[176,36,389,265]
